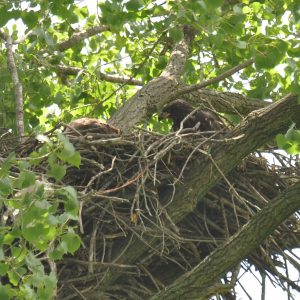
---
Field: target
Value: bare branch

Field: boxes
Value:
[14,29,34,44]
[1,30,25,140]
[0,30,6,40]
[55,64,143,86]
[57,25,110,52]
[170,58,254,100]
[97,72,143,86]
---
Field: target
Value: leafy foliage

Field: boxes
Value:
[0,134,81,299]
[0,0,300,298]
[0,0,298,132]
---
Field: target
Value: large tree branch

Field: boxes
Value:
[108,53,261,132]
[151,181,300,300]
[108,27,195,132]
[169,94,300,221]
[182,89,268,115]
[57,25,110,52]
[0,30,25,141]
[83,94,300,298]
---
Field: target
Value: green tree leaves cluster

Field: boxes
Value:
[0,0,300,298]
[0,134,81,299]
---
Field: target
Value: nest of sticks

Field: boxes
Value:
[2,121,300,299]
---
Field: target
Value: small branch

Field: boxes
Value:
[55,64,143,86]
[14,29,34,44]
[170,58,254,100]
[2,31,25,141]
[0,30,6,40]
[57,25,110,52]
[97,71,144,86]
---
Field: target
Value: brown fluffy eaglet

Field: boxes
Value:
[159,100,224,132]
[64,118,120,136]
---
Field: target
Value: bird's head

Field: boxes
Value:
[159,100,193,122]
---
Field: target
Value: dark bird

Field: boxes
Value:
[159,100,224,132]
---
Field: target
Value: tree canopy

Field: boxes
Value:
[0,0,300,299]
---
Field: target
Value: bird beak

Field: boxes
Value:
[158,112,170,121]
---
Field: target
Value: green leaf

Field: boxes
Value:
[48,163,66,181]
[0,177,12,197]
[287,46,300,58]
[0,283,15,300]
[0,153,16,178]
[0,262,9,276]
[8,267,26,286]
[25,252,42,272]
[3,228,21,245]
[15,171,36,189]
[126,0,143,11]
[168,27,184,42]
[60,186,78,217]
[65,152,81,168]
[204,0,224,10]
[276,134,287,149]
[36,272,57,300]
[156,56,168,70]
[255,39,288,69]
[21,206,57,250]
[61,232,81,254]
[49,247,65,260]
[21,11,39,29]
[285,127,300,142]
[276,130,300,154]
[11,246,27,263]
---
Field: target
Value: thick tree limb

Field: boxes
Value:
[108,27,195,132]
[182,89,268,115]
[108,53,261,132]
[57,25,110,52]
[169,94,300,221]
[83,94,300,298]
[55,60,268,114]
[0,30,25,141]
[150,181,300,300]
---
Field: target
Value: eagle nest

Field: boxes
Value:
[2,121,299,299]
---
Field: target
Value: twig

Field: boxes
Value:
[14,29,34,44]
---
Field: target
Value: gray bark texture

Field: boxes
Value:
[84,91,300,299]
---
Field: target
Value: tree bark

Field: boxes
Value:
[150,181,300,300]
[83,94,300,299]
[108,27,195,132]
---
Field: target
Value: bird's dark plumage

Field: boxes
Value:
[160,100,224,132]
